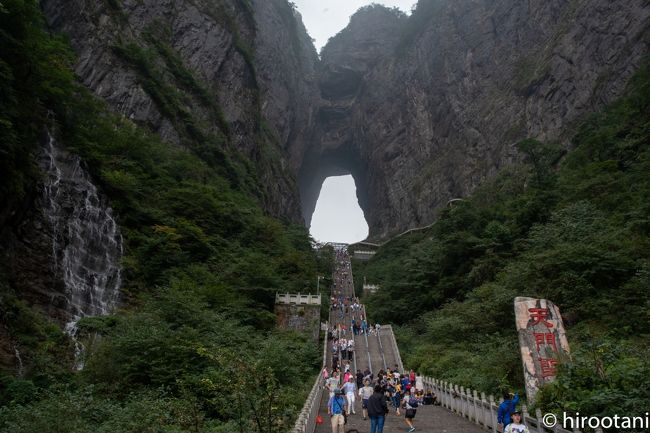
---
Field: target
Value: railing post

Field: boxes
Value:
[481,392,489,429]
[473,389,480,424]
[489,394,497,432]
[442,381,448,409]
[461,385,467,416]
[535,408,544,433]
[448,383,453,412]
[459,386,465,416]
[522,404,530,432]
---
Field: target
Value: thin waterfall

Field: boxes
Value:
[41,131,122,368]
[13,345,24,377]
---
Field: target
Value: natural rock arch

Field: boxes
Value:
[298,140,369,231]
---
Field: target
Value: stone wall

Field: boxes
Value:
[275,294,321,342]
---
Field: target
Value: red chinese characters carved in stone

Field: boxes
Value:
[528,308,554,328]
[538,358,559,378]
[533,332,558,352]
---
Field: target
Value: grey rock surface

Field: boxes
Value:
[305,0,650,239]
[37,0,650,240]
[41,0,321,223]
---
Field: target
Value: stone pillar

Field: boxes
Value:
[514,297,571,404]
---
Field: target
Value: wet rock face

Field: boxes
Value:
[305,0,650,239]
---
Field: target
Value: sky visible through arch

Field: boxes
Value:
[294,1,414,243]
[309,175,369,243]
[292,0,415,52]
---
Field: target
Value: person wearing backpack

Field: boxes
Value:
[402,388,419,432]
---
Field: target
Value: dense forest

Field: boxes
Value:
[0,1,330,431]
[353,60,650,417]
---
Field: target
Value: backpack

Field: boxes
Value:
[409,397,419,408]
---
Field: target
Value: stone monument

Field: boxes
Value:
[514,297,571,403]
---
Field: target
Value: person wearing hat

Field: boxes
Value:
[504,410,530,433]
[328,388,347,433]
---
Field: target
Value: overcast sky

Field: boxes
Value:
[295,1,414,243]
[309,175,369,243]
[293,0,415,51]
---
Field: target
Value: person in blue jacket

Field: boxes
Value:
[497,392,520,430]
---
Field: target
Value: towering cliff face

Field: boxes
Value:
[299,6,407,229]
[37,0,650,240]
[306,0,650,239]
[0,0,320,339]
[41,0,320,223]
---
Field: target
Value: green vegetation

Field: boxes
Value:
[0,1,328,431]
[354,61,650,416]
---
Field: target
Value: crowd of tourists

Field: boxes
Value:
[321,247,528,433]
[323,364,440,433]
[324,248,437,433]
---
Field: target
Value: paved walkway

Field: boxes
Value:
[315,395,487,433]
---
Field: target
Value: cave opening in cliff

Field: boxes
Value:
[309,175,368,244]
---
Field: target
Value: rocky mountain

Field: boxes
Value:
[0,0,322,369]
[308,0,650,239]
[2,0,649,335]
[42,0,320,222]
[36,0,650,241]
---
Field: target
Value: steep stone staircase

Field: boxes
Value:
[310,249,486,433]
[292,247,585,433]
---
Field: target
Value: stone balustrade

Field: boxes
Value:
[276,293,321,305]
[420,376,592,433]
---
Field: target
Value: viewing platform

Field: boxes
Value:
[352,249,376,260]
[275,293,322,305]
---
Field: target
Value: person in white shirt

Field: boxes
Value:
[342,377,357,415]
[358,380,374,420]
[327,372,340,398]
[402,388,419,432]
[504,411,530,433]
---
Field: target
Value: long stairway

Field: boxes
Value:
[365,329,385,374]
[378,326,401,373]
[312,246,486,433]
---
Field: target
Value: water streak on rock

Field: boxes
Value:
[41,132,122,367]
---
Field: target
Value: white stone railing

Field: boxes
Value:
[420,377,589,433]
[362,284,380,293]
[383,324,404,374]
[276,293,321,305]
[353,250,377,261]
